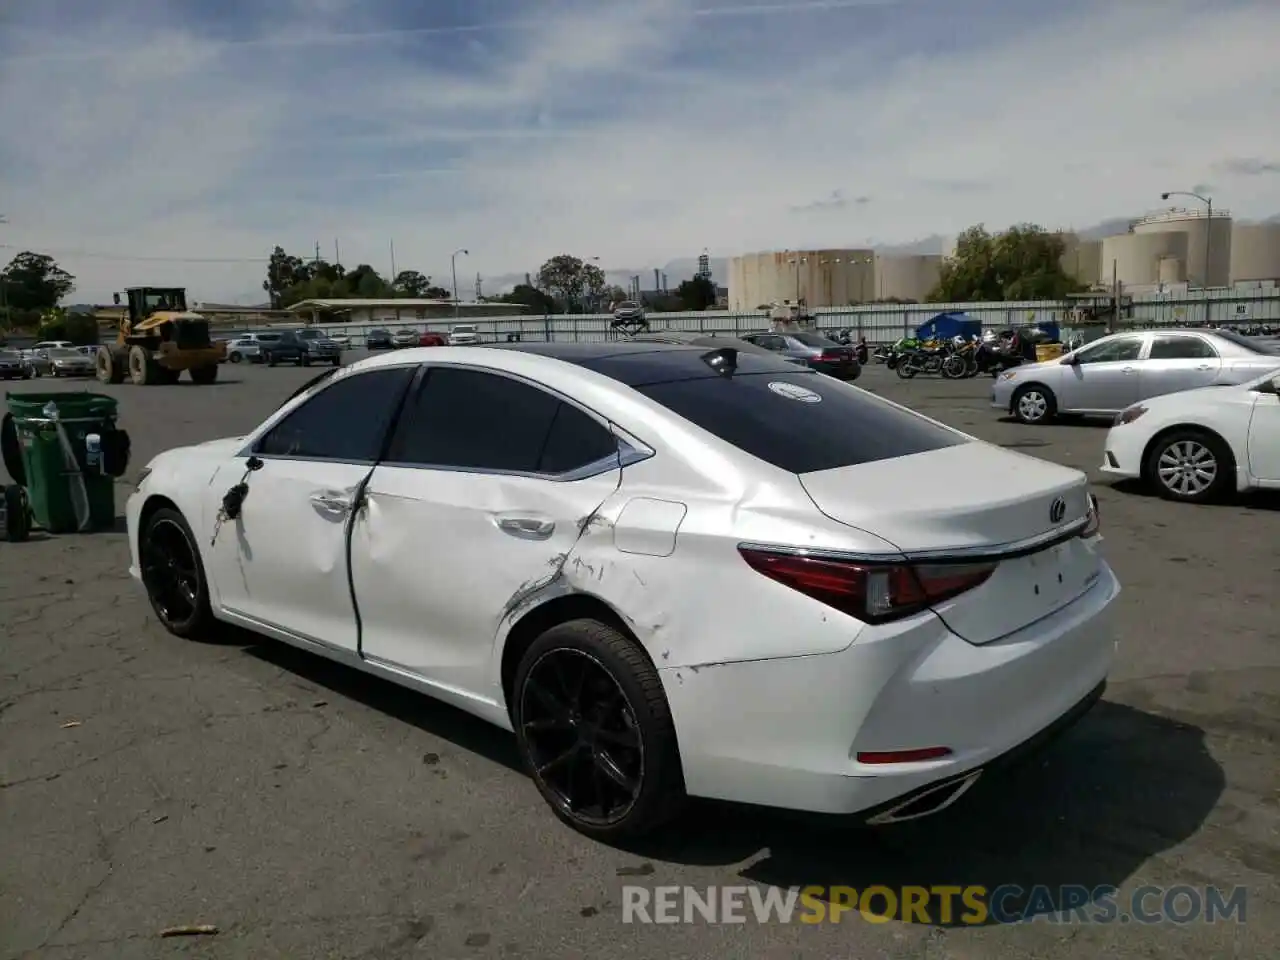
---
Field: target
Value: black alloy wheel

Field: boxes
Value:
[139,507,214,639]
[513,620,684,840]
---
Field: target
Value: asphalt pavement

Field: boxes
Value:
[1,355,1277,959]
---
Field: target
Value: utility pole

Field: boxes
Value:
[314,241,321,266]
[389,239,397,282]
[334,238,340,265]
[475,272,482,300]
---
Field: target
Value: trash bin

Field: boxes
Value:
[2,392,128,534]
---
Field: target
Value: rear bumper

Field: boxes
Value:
[659,562,1119,817]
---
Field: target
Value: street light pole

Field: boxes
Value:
[451,248,468,319]
[1159,190,1213,289]
[1160,190,1213,325]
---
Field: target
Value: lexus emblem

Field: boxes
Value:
[1049,497,1067,523]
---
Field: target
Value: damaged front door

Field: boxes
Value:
[350,365,624,697]
[207,365,418,650]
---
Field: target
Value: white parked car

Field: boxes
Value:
[1101,367,1280,503]
[224,337,262,363]
[992,328,1280,425]
[448,323,479,346]
[127,342,1117,839]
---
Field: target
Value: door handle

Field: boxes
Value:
[1196,364,1212,370]
[1121,366,1135,374]
[496,516,556,540]
[309,491,352,517]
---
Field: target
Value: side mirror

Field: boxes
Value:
[1256,378,1280,396]
[1060,354,1079,365]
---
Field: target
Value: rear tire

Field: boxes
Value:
[1012,384,1056,424]
[138,506,216,640]
[512,619,685,841]
[1144,429,1234,504]
[229,352,242,363]
[189,365,218,384]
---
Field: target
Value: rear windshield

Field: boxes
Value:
[1214,329,1279,354]
[791,332,836,347]
[636,372,966,474]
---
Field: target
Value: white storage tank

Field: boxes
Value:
[1132,209,1232,287]
[1229,222,1280,283]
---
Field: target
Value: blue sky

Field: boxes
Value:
[2,0,1279,302]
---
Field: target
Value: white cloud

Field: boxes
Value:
[2,0,1279,303]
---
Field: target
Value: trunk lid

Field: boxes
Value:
[799,441,1102,644]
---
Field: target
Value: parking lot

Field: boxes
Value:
[2,354,1277,959]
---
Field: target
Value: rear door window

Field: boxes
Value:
[637,372,966,474]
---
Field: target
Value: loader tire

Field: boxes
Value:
[189,365,218,384]
[97,347,125,384]
[129,345,157,385]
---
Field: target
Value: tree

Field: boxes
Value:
[928,223,1081,302]
[1,251,76,313]
[676,274,717,311]
[35,306,98,345]
[423,284,451,299]
[393,270,431,297]
[538,254,601,312]
[496,283,557,314]
[602,285,628,307]
[263,246,310,308]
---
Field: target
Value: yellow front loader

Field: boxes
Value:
[97,287,226,385]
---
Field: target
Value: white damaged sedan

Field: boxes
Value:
[128,342,1118,840]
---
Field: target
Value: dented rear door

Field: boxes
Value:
[349,365,623,696]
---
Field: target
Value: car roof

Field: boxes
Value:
[353,339,801,386]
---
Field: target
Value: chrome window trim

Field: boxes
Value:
[239,359,657,478]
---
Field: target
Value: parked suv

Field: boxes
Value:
[257,330,305,366]
[295,328,343,366]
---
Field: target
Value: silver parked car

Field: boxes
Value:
[992,328,1280,424]
[44,346,97,377]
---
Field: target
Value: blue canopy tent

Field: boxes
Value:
[915,312,982,341]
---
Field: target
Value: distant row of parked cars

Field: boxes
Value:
[363,324,481,349]
[219,329,343,366]
[0,340,98,379]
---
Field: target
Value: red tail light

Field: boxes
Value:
[738,548,996,624]
[819,349,845,360]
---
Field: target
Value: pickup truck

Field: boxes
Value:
[295,328,343,366]
[257,330,305,366]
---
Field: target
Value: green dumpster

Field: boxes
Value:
[2,392,126,533]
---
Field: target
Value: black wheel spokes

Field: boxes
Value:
[142,522,198,624]
[522,650,644,825]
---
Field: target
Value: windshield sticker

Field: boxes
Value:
[768,382,822,403]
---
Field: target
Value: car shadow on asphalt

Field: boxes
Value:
[1107,478,1280,511]
[617,701,1225,927]
[212,631,1225,928]
[234,630,523,772]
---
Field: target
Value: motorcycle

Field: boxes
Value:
[895,340,948,379]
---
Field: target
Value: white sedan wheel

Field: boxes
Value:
[1156,439,1217,498]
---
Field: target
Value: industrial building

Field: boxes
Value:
[727,249,941,309]
[730,212,1280,309]
[1037,211,1280,293]
[283,297,525,325]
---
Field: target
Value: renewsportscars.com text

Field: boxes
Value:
[621,884,1248,925]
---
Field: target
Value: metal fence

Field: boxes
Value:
[224,288,1280,344]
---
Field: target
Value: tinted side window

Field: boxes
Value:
[387,368,561,473]
[637,372,965,474]
[538,403,618,474]
[1077,337,1142,363]
[1149,336,1218,360]
[256,367,415,461]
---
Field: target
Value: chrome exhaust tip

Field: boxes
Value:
[864,770,982,826]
